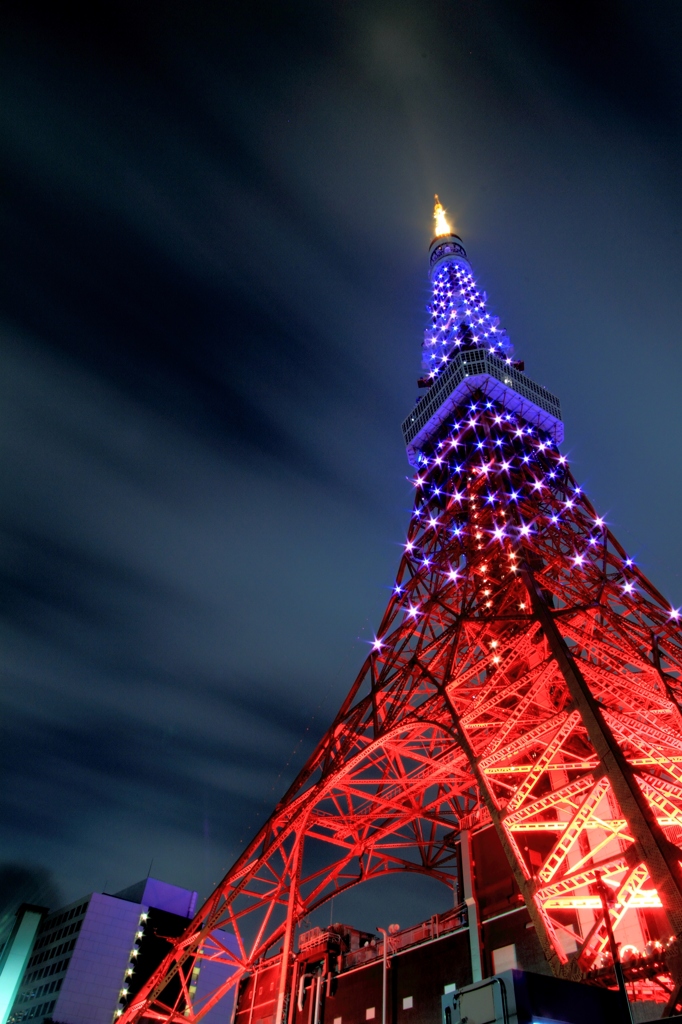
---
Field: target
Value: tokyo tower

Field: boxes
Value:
[120,200,682,1022]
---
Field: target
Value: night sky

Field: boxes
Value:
[2,1,682,934]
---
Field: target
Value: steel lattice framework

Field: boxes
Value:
[120,218,682,1023]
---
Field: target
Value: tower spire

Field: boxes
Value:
[422,205,513,392]
[433,194,451,237]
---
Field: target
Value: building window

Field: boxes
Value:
[402,997,413,1010]
[491,943,517,974]
[366,1009,376,1020]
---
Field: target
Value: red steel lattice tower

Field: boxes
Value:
[121,201,682,1022]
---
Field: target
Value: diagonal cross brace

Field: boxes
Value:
[522,565,682,976]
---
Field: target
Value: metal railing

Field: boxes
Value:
[342,905,468,970]
[401,349,562,455]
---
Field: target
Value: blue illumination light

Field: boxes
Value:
[423,262,513,382]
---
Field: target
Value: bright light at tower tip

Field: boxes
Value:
[433,195,451,236]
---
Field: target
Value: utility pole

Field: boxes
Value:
[377,928,388,1024]
[377,925,399,1024]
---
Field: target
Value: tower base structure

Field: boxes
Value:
[233,903,629,1024]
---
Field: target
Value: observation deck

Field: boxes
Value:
[402,348,563,466]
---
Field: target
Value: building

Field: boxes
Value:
[6,877,237,1024]
[234,901,623,1024]
[0,906,47,1024]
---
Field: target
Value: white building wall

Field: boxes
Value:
[52,894,143,1024]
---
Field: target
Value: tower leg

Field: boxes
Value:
[522,566,682,983]
[459,831,482,982]
[441,689,569,977]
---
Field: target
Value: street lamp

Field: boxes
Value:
[377,925,400,1024]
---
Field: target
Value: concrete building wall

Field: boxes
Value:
[318,930,473,1024]
[8,897,90,1023]
[52,894,143,1024]
[140,879,196,920]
